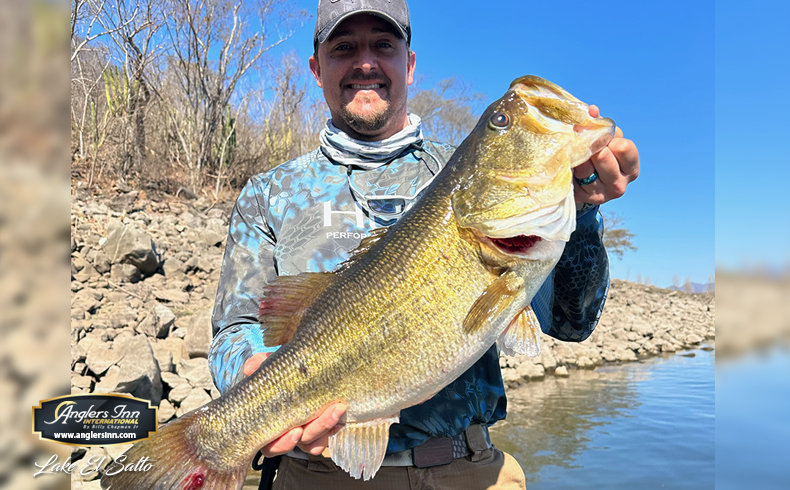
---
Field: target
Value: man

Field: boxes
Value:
[209,0,639,488]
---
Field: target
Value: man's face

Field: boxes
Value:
[310,14,416,141]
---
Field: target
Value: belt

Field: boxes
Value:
[287,423,492,468]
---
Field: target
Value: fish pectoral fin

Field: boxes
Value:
[258,272,333,347]
[463,272,524,334]
[498,306,542,357]
[328,415,399,481]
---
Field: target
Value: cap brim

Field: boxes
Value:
[315,10,409,44]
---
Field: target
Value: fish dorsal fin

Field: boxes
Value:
[498,306,542,357]
[258,273,333,347]
[336,227,389,271]
[463,271,524,334]
[328,415,399,481]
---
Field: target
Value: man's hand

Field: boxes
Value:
[242,353,347,457]
[574,105,639,205]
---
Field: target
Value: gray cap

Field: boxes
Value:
[314,0,411,45]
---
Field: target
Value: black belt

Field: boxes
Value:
[256,424,492,488]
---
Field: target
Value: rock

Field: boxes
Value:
[184,309,213,358]
[160,371,189,388]
[110,263,141,283]
[176,388,212,417]
[154,337,188,370]
[93,250,112,274]
[168,383,192,403]
[153,288,190,303]
[103,306,138,331]
[576,356,595,369]
[685,333,703,345]
[555,365,569,377]
[137,303,176,338]
[72,288,103,316]
[113,335,163,404]
[516,361,545,380]
[94,365,121,393]
[177,358,215,391]
[538,348,557,371]
[73,261,99,282]
[158,399,176,423]
[102,220,160,276]
[185,256,214,273]
[85,342,123,376]
[71,374,93,391]
[162,257,187,277]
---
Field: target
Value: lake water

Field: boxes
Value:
[489,347,715,489]
[715,346,790,489]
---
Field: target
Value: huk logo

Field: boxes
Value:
[33,394,157,446]
[323,201,367,228]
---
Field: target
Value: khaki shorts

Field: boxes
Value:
[271,447,526,490]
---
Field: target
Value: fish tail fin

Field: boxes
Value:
[100,411,250,490]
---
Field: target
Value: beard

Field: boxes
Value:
[339,98,395,134]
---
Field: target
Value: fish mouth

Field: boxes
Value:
[487,235,543,256]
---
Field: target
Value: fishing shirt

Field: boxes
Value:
[209,117,610,453]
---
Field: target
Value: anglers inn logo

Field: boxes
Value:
[33,394,157,446]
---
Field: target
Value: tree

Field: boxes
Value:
[155,0,305,190]
[603,212,637,260]
[408,77,484,147]
[87,0,165,179]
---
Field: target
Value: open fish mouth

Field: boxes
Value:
[487,235,542,255]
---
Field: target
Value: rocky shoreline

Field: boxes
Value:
[68,191,714,486]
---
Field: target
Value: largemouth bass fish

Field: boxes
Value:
[101,75,615,489]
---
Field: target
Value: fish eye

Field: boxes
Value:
[488,112,510,130]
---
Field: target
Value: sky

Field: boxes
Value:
[715,1,790,274]
[269,0,721,287]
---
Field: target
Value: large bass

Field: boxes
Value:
[101,75,615,489]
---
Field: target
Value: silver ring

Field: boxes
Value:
[576,171,599,185]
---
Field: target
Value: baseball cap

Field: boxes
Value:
[314,0,411,46]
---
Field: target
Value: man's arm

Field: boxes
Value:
[209,174,346,457]
[209,176,280,393]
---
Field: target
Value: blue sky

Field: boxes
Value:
[716,1,790,274]
[275,0,717,287]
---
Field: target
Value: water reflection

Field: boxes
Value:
[491,349,714,489]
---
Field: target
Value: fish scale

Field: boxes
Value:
[101,76,615,488]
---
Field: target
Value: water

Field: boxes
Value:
[489,347,715,489]
[716,346,790,489]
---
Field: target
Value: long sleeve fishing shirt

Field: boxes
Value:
[209,135,609,454]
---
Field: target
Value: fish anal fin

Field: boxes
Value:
[328,415,399,481]
[463,272,524,334]
[498,306,542,357]
[336,227,389,271]
[258,273,333,347]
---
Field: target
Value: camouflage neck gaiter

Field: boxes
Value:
[319,114,424,169]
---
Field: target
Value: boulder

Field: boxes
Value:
[158,399,176,423]
[84,342,123,376]
[184,309,213,358]
[113,335,163,404]
[109,263,141,284]
[516,361,545,380]
[102,220,160,276]
[94,365,121,393]
[167,383,192,403]
[136,303,175,339]
[177,358,215,391]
